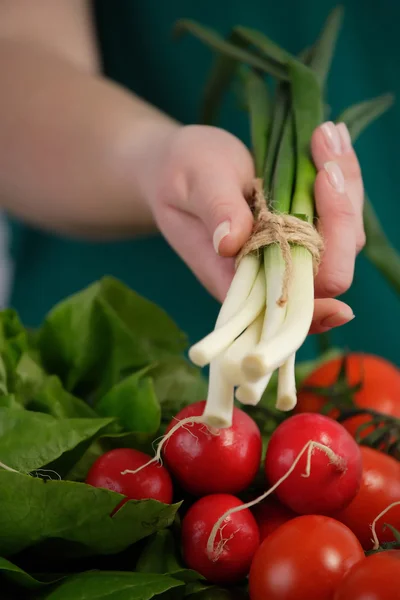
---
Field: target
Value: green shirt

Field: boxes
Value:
[9,0,400,364]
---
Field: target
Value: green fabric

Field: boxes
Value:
[8,0,400,364]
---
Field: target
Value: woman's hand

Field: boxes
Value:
[147,122,364,333]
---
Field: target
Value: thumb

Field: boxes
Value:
[188,168,255,258]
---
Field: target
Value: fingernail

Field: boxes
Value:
[321,121,342,155]
[336,123,352,153]
[324,161,346,193]
[321,311,355,328]
[213,220,231,254]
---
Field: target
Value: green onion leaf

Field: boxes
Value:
[288,61,323,218]
[232,25,292,65]
[337,94,394,142]
[174,20,287,79]
[308,5,344,87]
[241,69,271,177]
[200,31,250,125]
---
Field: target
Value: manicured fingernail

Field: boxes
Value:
[213,220,231,254]
[324,161,345,193]
[321,121,342,155]
[321,311,355,328]
[336,123,352,152]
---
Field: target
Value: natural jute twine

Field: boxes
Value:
[236,179,324,306]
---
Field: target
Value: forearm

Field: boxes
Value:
[0,39,179,238]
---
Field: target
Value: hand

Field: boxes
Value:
[147,123,363,333]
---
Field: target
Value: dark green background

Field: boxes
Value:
[9,0,400,364]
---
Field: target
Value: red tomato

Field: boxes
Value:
[334,551,400,600]
[249,515,365,600]
[265,413,362,515]
[252,496,296,541]
[334,446,400,550]
[182,494,260,584]
[296,353,400,439]
[163,400,262,496]
[85,448,173,507]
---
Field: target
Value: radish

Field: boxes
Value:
[252,496,296,542]
[162,400,262,496]
[265,413,362,515]
[181,494,260,584]
[85,448,173,507]
[205,414,362,559]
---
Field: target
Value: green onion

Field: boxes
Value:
[178,6,394,428]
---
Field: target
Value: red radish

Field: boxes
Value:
[265,413,362,515]
[182,494,260,584]
[86,448,173,507]
[252,496,296,541]
[163,400,262,496]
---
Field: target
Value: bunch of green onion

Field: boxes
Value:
[175,7,394,428]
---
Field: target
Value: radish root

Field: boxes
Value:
[121,416,204,476]
[0,461,19,473]
[370,500,400,550]
[206,440,345,560]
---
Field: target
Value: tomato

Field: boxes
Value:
[334,550,400,600]
[249,515,365,600]
[181,494,260,584]
[252,496,296,541]
[85,448,173,506]
[264,413,362,515]
[163,400,262,496]
[334,446,400,550]
[296,353,400,439]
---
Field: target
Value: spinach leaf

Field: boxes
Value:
[0,407,114,474]
[0,556,62,590]
[42,571,183,600]
[96,368,161,439]
[27,376,97,419]
[0,471,179,557]
[136,530,202,584]
[38,278,187,399]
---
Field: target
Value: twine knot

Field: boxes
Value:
[237,179,324,306]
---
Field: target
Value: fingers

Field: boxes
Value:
[312,122,365,251]
[309,298,355,335]
[187,168,255,258]
[311,121,365,299]
[156,206,235,303]
[313,166,357,298]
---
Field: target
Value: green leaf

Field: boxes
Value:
[38,277,187,398]
[0,407,114,474]
[201,31,250,125]
[42,571,183,600]
[263,83,289,193]
[241,69,271,177]
[149,357,207,421]
[337,94,394,142]
[289,59,323,217]
[96,369,161,439]
[271,110,295,213]
[0,557,62,590]
[337,95,399,297]
[307,6,344,86]
[0,470,180,557]
[174,20,287,80]
[363,195,400,296]
[232,26,292,65]
[27,376,97,419]
[136,530,202,584]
